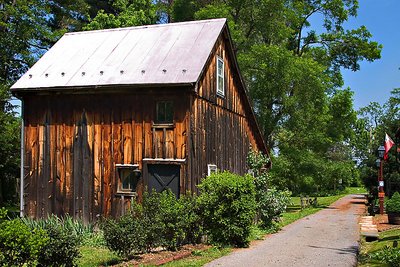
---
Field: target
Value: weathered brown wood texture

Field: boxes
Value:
[23,91,190,221]
[20,25,266,221]
[189,34,259,192]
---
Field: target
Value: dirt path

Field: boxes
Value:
[204,194,366,267]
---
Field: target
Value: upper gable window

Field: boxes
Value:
[156,101,174,124]
[216,56,225,97]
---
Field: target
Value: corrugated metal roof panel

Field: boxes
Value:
[11,18,226,90]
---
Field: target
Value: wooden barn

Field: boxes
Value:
[11,18,267,222]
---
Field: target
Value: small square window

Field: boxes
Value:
[156,101,174,124]
[216,56,224,97]
[207,164,218,176]
[116,164,141,193]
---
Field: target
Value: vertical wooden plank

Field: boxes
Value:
[81,111,92,223]
[135,122,142,165]
[93,109,102,219]
[37,114,46,218]
[112,109,122,217]
[65,110,74,216]
[73,111,82,219]
[123,121,132,164]
[102,110,112,217]
[144,98,152,159]
[165,129,174,159]
[56,118,65,216]
[27,122,38,217]
[86,109,95,222]
[49,109,57,215]
[152,127,157,158]
[154,129,163,158]
[163,128,166,158]
[145,122,152,159]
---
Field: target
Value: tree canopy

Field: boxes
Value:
[0,0,383,201]
[181,0,381,194]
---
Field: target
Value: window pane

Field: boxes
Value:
[157,102,166,122]
[216,57,224,96]
[121,170,134,190]
[218,77,224,94]
[165,102,173,122]
[156,101,173,123]
[218,59,223,76]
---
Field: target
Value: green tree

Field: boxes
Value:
[192,0,380,194]
[84,0,158,30]
[0,86,20,205]
[0,0,91,205]
[357,89,400,196]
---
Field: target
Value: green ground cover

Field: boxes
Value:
[281,187,366,227]
[359,228,400,267]
[79,246,121,267]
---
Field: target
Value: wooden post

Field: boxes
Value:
[379,160,384,215]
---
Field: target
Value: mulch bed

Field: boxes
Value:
[374,214,400,232]
[111,244,210,266]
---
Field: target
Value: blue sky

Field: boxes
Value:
[340,0,400,110]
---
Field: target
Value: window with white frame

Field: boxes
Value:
[216,56,224,97]
[207,164,218,176]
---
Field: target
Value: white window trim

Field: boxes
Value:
[207,164,218,176]
[216,56,225,97]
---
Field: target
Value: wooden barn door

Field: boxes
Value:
[147,164,180,198]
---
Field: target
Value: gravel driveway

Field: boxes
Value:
[204,194,366,267]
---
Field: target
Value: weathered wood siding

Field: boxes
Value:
[23,90,190,221]
[189,34,259,190]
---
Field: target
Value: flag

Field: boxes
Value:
[384,133,395,160]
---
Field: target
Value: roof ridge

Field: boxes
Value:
[65,18,227,36]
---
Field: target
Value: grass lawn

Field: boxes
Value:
[281,187,367,227]
[358,228,400,267]
[78,246,121,267]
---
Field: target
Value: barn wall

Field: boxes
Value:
[22,90,190,221]
[189,34,258,188]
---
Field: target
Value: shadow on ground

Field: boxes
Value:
[308,245,358,255]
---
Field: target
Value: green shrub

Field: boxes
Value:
[158,190,185,250]
[140,190,165,252]
[101,190,202,256]
[258,187,291,227]
[158,191,203,250]
[140,190,202,251]
[178,193,203,245]
[197,171,257,247]
[101,213,146,259]
[372,246,400,267]
[0,218,48,266]
[21,214,93,244]
[0,208,7,221]
[386,192,400,213]
[247,150,291,227]
[37,223,81,267]
[21,215,84,266]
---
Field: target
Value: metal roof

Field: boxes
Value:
[11,18,227,91]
